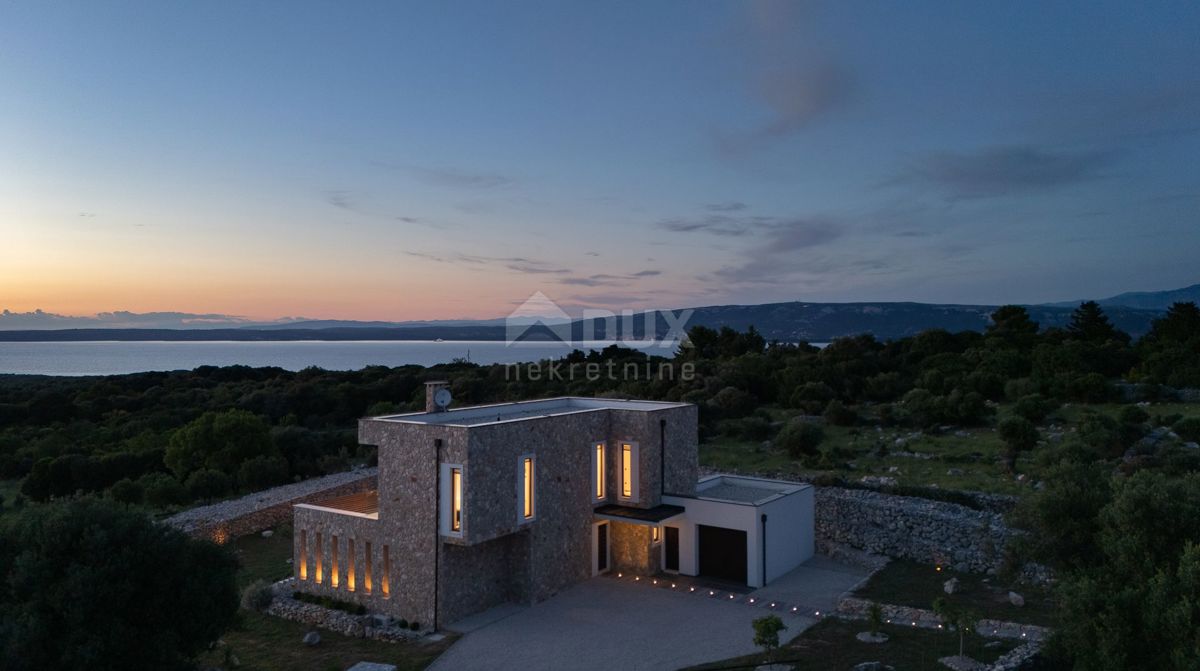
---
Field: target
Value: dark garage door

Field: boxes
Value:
[697,524,747,584]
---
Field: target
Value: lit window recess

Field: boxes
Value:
[652,526,661,543]
[619,442,639,501]
[442,463,465,536]
[518,454,536,523]
[592,442,606,502]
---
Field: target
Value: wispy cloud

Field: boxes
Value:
[405,251,569,275]
[896,145,1115,199]
[411,166,515,189]
[557,270,663,287]
[324,190,356,210]
[657,214,844,250]
[705,202,749,212]
[716,1,852,156]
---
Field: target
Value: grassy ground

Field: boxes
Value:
[199,525,454,671]
[700,400,1200,497]
[0,479,22,519]
[854,560,1058,627]
[683,617,1017,671]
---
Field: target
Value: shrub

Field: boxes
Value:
[1012,394,1056,423]
[1117,405,1149,426]
[867,602,884,635]
[237,455,289,492]
[752,614,787,651]
[291,591,367,615]
[998,416,1039,472]
[408,620,420,631]
[138,472,188,508]
[776,419,825,458]
[108,477,144,504]
[240,579,274,612]
[1173,417,1200,443]
[185,469,231,502]
[823,400,858,426]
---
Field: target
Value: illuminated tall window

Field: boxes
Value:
[518,454,535,522]
[364,541,373,594]
[619,442,638,500]
[347,539,356,592]
[315,532,323,584]
[451,467,463,532]
[331,535,339,588]
[299,530,308,580]
[381,545,391,597]
[622,444,632,498]
[652,526,661,543]
[594,443,606,500]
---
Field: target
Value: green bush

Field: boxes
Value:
[1117,405,1149,426]
[1173,417,1200,443]
[240,579,275,612]
[408,620,420,631]
[998,416,1040,472]
[108,477,144,505]
[823,400,858,426]
[752,614,787,651]
[138,472,188,508]
[776,419,825,458]
[185,469,231,502]
[1012,394,1056,423]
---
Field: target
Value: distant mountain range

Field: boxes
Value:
[1,282,1193,343]
[1046,282,1200,311]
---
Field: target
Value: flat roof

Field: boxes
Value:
[295,490,380,520]
[693,474,809,506]
[371,397,691,427]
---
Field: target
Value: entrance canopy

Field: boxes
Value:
[593,503,685,526]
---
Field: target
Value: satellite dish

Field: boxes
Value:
[434,388,452,409]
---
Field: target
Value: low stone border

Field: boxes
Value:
[837,597,1050,644]
[266,578,427,641]
[164,468,377,542]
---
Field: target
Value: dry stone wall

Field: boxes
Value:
[815,486,1011,573]
[164,468,377,542]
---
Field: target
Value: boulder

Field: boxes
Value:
[261,529,274,538]
[302,631,321,646]
[1008,591,1025,607]
[946,468,964,476]
[856,631,889,643]
[347,664,398,671]
[943,577,959,595]
[852,663,895,671]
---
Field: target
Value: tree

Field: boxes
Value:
[986,305,1039,348]
[1144,302,1200,346]
[933,596,978,658]
[165,409,278,481]
[0,498,238,671]
[139,472,187,508]
[867,601,885,636]
[752,614,787,652]
[1067,301,1128,343]
[237,455,289,492]
[776,419,825,458]
[1050,472,1200,670]
[997,416,1039,472]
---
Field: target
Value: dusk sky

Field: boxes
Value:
[2,1,1198,321]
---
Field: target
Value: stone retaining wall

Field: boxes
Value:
[266,578,424,641]
[164,468,378,543]
[815,487,1011,573]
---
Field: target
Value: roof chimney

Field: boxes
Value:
[425,380,451,413]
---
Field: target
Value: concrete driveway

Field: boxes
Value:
[428,556,868,671]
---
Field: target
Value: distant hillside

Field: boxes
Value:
[1048,282,1200,311]
[0,301,1163,343]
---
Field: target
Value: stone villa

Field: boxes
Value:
[292,382,814,629]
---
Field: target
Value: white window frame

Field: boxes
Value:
[517,453,536,524]
[440,463,465,537]
[619,441,640,502]
[591,441,606,504]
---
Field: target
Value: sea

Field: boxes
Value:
[0,340,684,376]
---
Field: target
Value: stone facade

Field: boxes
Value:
[291,397,698,630]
